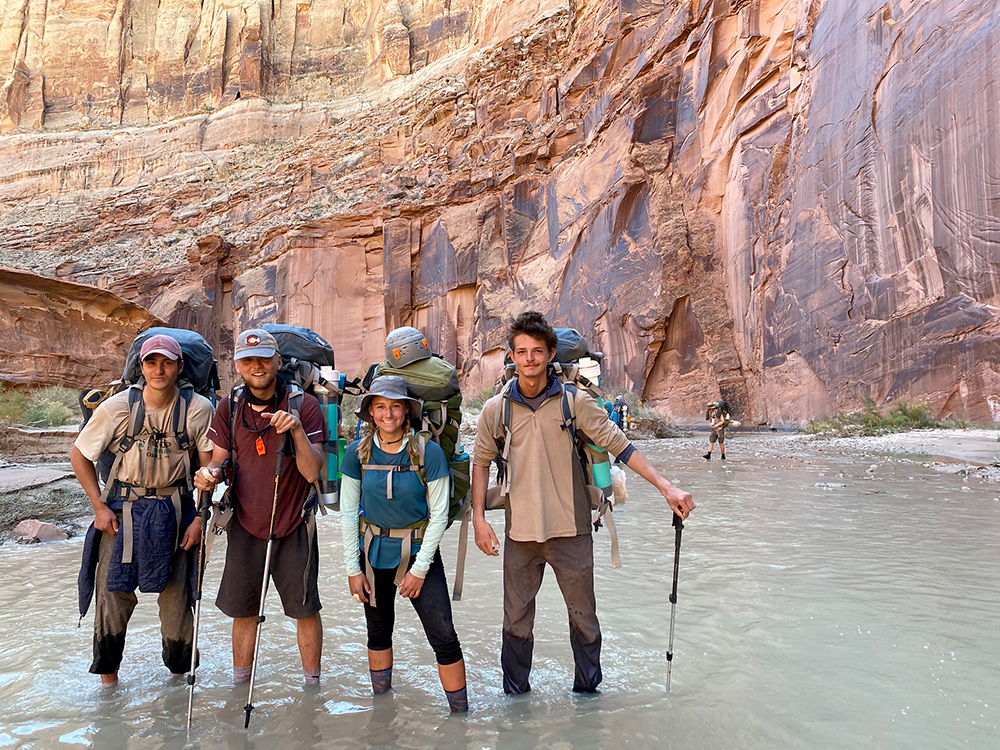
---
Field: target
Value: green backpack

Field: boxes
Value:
[368,355,471,526]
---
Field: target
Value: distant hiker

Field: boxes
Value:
[703,401,732,461]
[193,328,326,686]
[71,333,215,687]
[610,396,630,430]
[339,375,468,712]
[471,311,695,694]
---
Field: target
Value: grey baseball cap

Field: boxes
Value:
[234,328,278,360]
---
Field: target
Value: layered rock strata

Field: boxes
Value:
[0,0,997,424]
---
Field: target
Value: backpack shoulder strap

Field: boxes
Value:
[229,385,244,465]
[287,382,304,420]
[412,431,428,486]
[492,380,515,443]
[98,384,145,504]
[172,385,193,452]
[560,381,579,443]
[360,432,424,500]
[120,384,146,452]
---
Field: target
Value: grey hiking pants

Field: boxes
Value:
[90,526,194,675]
[501,533,602,693]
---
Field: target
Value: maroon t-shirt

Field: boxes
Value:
[208,389,326,539]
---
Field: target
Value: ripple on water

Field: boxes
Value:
[0,440,998,749]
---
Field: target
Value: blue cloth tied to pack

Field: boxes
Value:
[105,496,179,594]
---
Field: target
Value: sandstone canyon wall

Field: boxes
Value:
[0,0,997,425]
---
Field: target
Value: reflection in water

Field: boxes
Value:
[0,436,998,749]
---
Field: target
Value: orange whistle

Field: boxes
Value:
[255,437,266,456]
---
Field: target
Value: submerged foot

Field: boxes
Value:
[100,673,119,689]
[233,664,253,685]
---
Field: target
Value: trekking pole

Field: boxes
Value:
[244,437,287,729]
[186,489,214,732]
[666,511,684,692]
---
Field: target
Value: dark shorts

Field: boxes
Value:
[216,513,322,620]
[710,428,726,444]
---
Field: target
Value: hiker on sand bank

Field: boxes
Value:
[71,333,215,687]
[193,328,326,686]
[339,375,468,713]
[471,311,695,695]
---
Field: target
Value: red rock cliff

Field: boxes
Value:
[0,0,997,425]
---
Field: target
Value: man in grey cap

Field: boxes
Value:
[194,328,327,685]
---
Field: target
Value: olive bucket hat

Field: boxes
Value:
[356,375,423,425]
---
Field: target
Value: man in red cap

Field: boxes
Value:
[71,332,215,687]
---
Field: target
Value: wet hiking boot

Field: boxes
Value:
[721,454,726,461]
[703,453,711,460]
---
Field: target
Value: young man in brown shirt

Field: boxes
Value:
[471,311,695,694]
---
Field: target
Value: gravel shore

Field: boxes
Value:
[4,427,1000,541]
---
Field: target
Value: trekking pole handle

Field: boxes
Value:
[274,435,290,478]
[672,511,685,531]
[198,489,212,515]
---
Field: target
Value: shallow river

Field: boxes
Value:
[1,436,997,749]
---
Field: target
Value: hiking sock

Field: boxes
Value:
[370,667,393,695]
[445,686,469,713]
[233,664,253,684]
[703,453,711,460]
[303,667,321,686]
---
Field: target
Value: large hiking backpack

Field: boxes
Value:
[706,400,739,428]
[80,327,220,485]
[489,328,622,568]
[365,355,471,528]
[496,327,604,400]
[362,350,472,600]
[259,323,349,512]
[122,328,220,400]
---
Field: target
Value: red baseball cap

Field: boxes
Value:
[140,334,183,361]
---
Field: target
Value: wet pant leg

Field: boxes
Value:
[156,547,194,674]
[547,534,602,692]
[501,537,546,694]
[91,530,138,675]
[362,562,399,652]
[409,551,463,665]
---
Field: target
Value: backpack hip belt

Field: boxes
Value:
[115,483,186,565]
[97,383,195,563]
[359,518,427,608]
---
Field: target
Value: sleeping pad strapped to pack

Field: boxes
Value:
[260,323,349,512]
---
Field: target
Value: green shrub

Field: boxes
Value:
[23,398,75,427]
[340,393,361,434]
[32,386,82,417]
[806,398,954,437]
[462,387,495,412]
[0,385,81,427]
[0,386,29,425]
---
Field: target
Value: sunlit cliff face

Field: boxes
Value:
[1,1,998,425]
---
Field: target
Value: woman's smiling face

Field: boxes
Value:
[369,396,408,436]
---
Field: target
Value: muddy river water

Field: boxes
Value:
[0,436,997,749]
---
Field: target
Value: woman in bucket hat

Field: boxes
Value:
[338,375,468,712]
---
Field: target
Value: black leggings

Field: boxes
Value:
[362,549,463,665]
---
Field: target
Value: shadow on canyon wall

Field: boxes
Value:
[0,0,998,425]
